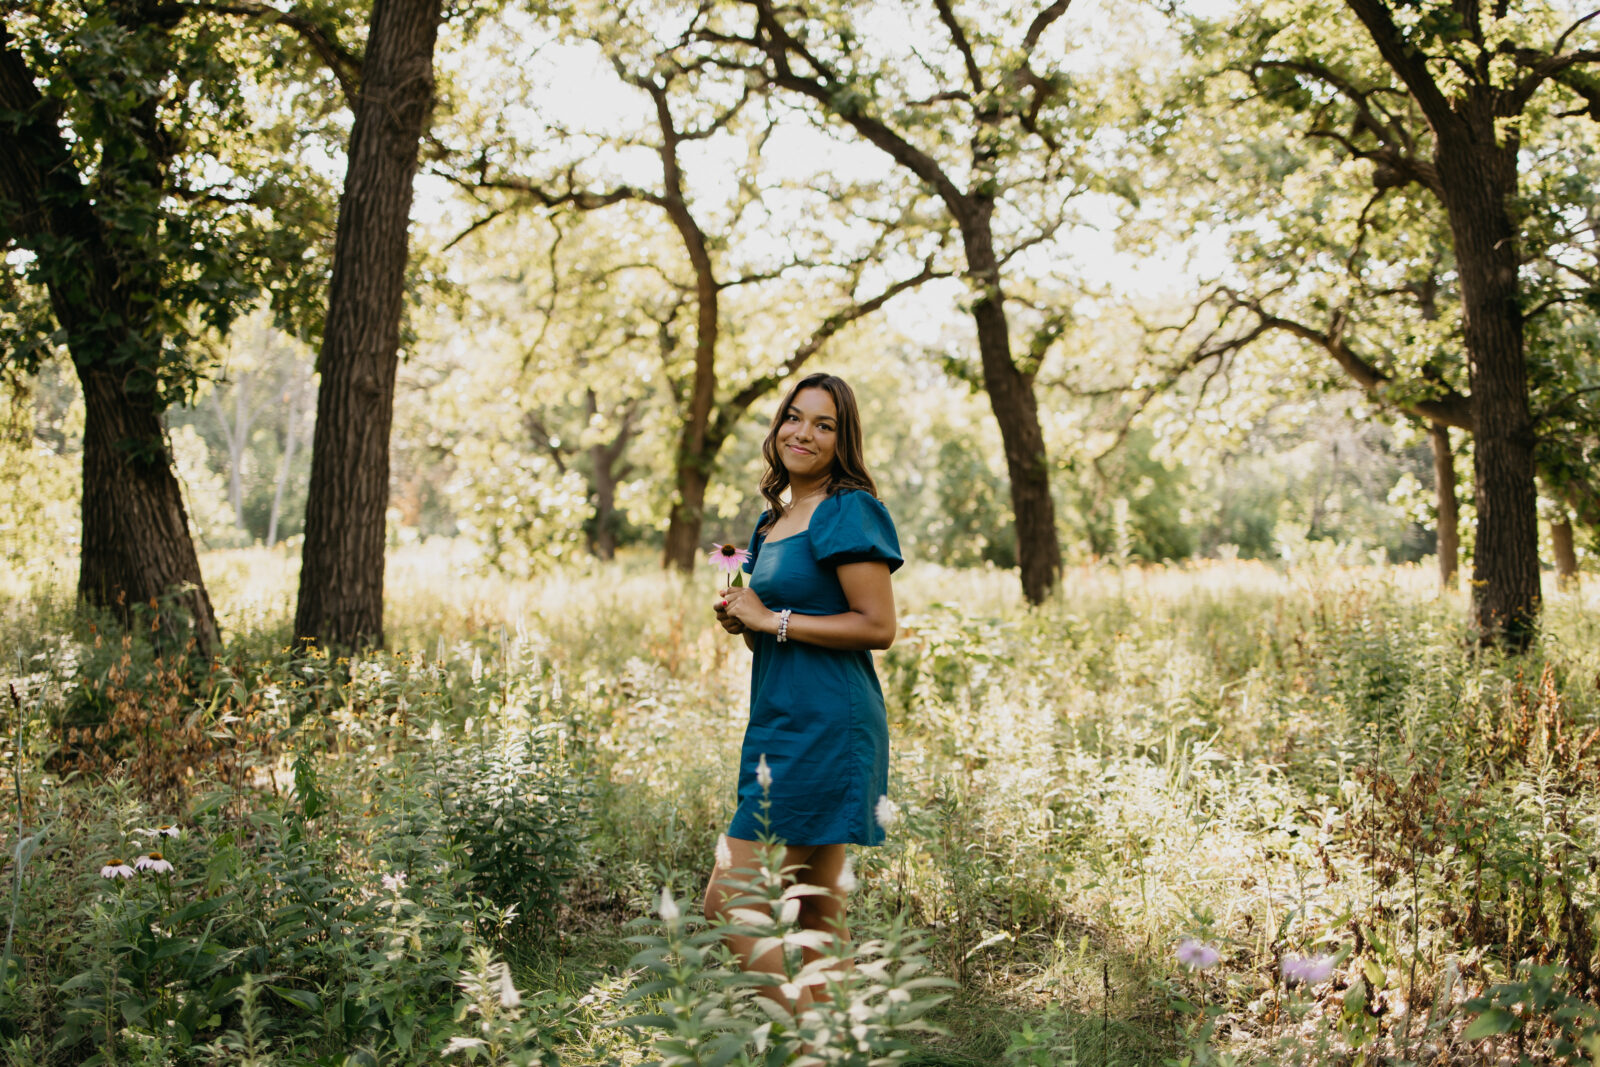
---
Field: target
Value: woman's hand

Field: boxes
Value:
[712,594,747,635]
[719,585,778,635]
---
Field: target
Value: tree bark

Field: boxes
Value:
[294,0,442,650]
[649,79,722,575]
[1435,133,1540,649]
[0,24,219,653]
[1550,515,1578,591]
[1430,421,1459,592]
[77,368,221,651]
[664,454,712,573]
[960,214,1061,605]
[1340,0,1543,650]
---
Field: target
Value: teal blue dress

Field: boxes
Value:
[728,489,903,847]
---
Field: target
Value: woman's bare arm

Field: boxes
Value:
[720,560,896,651]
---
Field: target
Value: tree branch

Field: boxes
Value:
[1341,0,1460,134]
[932,0,985,92]
[708,256,948,443]
[173,1,361,103]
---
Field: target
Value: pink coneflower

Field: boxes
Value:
[708,543,750,589]
[134,852,173,873]
[100,860,135,879]
[1176,939,1221,970]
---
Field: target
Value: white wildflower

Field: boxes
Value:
[874,795,899,829]
[496,964,523,1008]
[837,855,857,893]
[659,888,681,923]
[756,754,773,791]
[100,860,135,879]
[471,650,483,683]
[716,834,733,869]
[133,852,173,874]
[133,824,180,839]
[382,872,408,893]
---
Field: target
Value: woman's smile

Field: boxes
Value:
[777,387,839,473]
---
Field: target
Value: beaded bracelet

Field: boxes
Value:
[777,608,792,643]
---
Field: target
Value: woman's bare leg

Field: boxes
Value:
[787,843,850,1002]
[702,836,850,1013]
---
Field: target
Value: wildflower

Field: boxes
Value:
[134,824,180,839]
[837,855,858,893]
[757,753,773,791]
[875,795,899,830]
[100,860,135,879]
[134,852,173,873]
[497,965,523,1009]
[708,543,751,586]
[1176,938,1221,970]
[659,888,681,923]
[471,650,483,684]
[382,872,408,893]
[716,834,734,869]
[1282,954,1336,986]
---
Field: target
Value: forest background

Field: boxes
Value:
[6,0,1600,1064]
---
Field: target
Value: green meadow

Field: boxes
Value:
[6,550,1599,1065]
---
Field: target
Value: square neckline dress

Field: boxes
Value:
[727,489,903,847]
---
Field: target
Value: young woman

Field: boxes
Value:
[705,371,902,1013]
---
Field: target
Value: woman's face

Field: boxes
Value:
[776,387,838,484]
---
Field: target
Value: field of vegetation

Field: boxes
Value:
[5,549,1600,1066]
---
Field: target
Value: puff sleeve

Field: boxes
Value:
[810,491,903,573]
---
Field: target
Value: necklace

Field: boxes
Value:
[789,487,827,507]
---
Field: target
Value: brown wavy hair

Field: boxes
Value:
[758,372,879,534]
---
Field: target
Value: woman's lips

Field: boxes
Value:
[788,445,812,455]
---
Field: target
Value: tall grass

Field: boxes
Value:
[3,545,1599,1065]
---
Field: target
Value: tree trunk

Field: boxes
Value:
[591,457,618,561]
[1551,514,1578,591]
[294,0,442,651]
[1430,421,1459,591]
[586,389,636,562]
[79,367,221,652]
[664,453,711,574]
[0,27,218,653]
[1437,134,1540,649]
[960,214,1061,605]
[654,88,720,574]
[268,363,306,546]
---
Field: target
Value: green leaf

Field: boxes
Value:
[1463,1007,1520,1041]
[268,985,322,1014]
